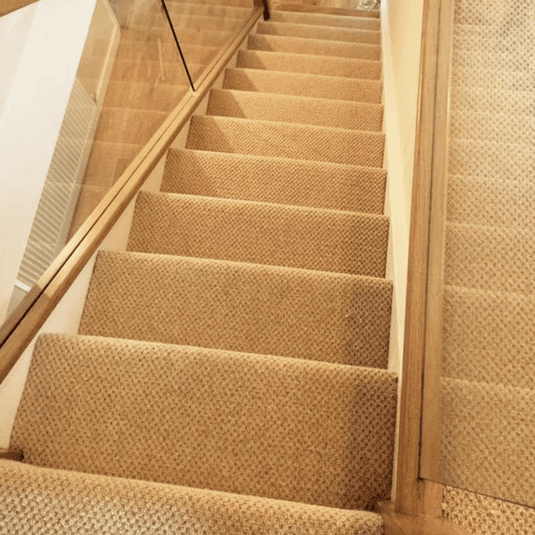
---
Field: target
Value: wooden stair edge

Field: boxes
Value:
[376,502,474,535]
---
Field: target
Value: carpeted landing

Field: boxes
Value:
[2,3,397,533]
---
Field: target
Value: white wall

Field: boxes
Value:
[0,3,37,116]
[0,0,97,324]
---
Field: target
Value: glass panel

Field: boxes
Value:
[4,0,192,319]
[426,0,535,508]
[159,0,255,87]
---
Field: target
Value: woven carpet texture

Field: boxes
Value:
[439,0,535,522]
[6,3,397,532]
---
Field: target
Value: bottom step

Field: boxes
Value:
[0,460,384,534]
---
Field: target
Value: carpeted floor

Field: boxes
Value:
[2,2,397,533]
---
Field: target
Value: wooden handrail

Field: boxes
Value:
[0,0,39,17]
[394,0,454,517]
[254,0,271,20]
[0,7,263,386]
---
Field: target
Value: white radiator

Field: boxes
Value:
[16,77,98,289]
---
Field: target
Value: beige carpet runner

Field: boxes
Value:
[1,2,397,533]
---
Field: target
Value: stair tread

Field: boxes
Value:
[223,67,383,102]
[128,191,389,277]
[161,149,387,214]
[247,33,381,61]
[257,20,381,44]
[207,88,383,130]
[0,460,384,534]
[11,333,396,509]
[270,9,381,30]
[237,49,382,79]
[79,251,392,368]
[187,115,385,167]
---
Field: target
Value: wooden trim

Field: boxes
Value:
[0,0,39,17]
[419,0,455,482]
[0,7,263,386]
[394,0,453,517]
[0,448,23,461]
[377,502,473,535]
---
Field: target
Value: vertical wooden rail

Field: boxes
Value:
[394,0,455,518]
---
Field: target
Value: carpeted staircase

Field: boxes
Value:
[1,3,398,533]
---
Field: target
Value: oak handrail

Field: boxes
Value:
[0,0,39,17]
[394,0,454,517]
[0,7,263,385]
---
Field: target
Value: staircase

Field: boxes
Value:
[1,3,398,533]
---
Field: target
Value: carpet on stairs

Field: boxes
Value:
[3,5,398,533]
